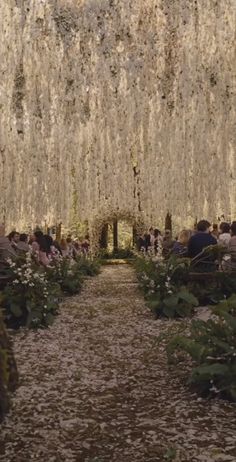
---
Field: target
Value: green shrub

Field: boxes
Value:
[46,257,83,295]
[74,256,100,277]
[99,248,134,260]
[217,272,236,298]
[148,289,199,318]
[3,254,61,329]
[0,309,18,421]
[135,251,236,318]
[47,255,100,295]
[135,255,198,318]
[167,297,236,400]
[2,253,100,328]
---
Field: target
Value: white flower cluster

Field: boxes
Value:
[209,380,220,394]
[7,253,48,294]
[141,272,149,282]
[165,276,173,294]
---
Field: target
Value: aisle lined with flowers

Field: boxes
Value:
[1,265,236,462]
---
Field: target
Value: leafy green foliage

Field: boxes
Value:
[3,254,61,329]
[213,294,236,317]
[99,248,134,260]
[0,309,18,421]
[2,253,100,328]
[46,257,82,295]
[47,256,100,295]
[74,256,100,277]
[148,289,198,319]
[164,448,177,461]
[217,272,236,298]
[167,298,236,401]
[135,252,236,318]
[135,251,236,399]
[135,255,198,318]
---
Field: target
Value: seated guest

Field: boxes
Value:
[44,234,60,259]
[146,227,155,249]
[218,222,231,247]
[143,233,150,252]
[162,229,175,257]
[8,230,20,251]
[172,230,191,257]
[60,238,69,257]
[81,235,90,254]
[228,222,236,270]
[188,220,217,259]
[53,240,62,256]
[0,223,17,261]
[31,230,49,266]
[137,233,146,252]
[17,234,29,253]
[73,240,82,256]
[211,223,219,240]
[153,229,162,255]
[66,237,75,258]
[44,234,54,257]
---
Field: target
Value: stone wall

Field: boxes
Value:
[0,0,236,233]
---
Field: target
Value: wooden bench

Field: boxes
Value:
[187,270,236,285]
[188,272,220,282]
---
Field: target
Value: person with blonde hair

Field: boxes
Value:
[60,237,69,257]
[172,229,191,257]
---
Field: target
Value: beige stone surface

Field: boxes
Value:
[0,1,236,232]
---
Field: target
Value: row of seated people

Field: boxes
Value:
[0,224,90,266]
[138,220,236,270]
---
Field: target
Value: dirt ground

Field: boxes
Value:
[0,265,236,462]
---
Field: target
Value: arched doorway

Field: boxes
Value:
[91,212,146,253]
[100,220,135,252]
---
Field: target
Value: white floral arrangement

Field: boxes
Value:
[4,252,60,328]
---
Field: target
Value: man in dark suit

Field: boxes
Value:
[188,220,217,271]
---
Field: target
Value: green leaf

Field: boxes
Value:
[147,293,160,302]
[227,294,236,306]
[164,295,179,308]
[221,312,236,330]
[163,305,175,318]
[175,303,192,318]
[164,447,177,460]
[211,337,234,353]
[44,312,54,326]
[167,336,205,362]
[26,310,43,328]
[10,304,23,318]
[191,363,230,381]
[178,289,199,306]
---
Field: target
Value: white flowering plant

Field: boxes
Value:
[46,256,83,295]
[3,253,61,329]
[134,255,198,318]
[167,295,236,401]
[74,255,100,277]
[46,255,100,295]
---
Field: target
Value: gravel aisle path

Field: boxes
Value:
[0,265,236,462]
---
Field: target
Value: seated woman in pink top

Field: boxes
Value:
[31,230,49,266]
